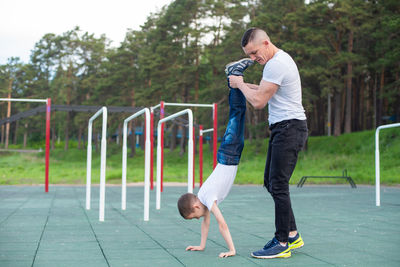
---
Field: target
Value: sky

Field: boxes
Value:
[0,0,173,65]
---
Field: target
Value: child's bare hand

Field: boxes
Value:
[186,245,204,251]
[218,250,236,258]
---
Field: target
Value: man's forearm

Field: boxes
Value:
[238,83,266,109]
[245,83,259,90]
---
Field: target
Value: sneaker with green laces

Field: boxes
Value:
[288,233,304,249]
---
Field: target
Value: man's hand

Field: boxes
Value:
[186,245,205,251]
[228,75,244,89]
[219,250,236,258]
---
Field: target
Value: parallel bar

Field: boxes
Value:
[121,108,151,221]
[143,111,151,221]
[156,109,193,210]
[86,107,107,222]
[89,108,104,123]
[375,122,400,206]
[151,104,161,110]
[99,108,107,222]
[200,128,214,134]
[163,102,214,108]
[0,98,47,103]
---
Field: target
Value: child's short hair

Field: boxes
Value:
[177,193,197,219]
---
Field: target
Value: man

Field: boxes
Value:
[228,28,308,259]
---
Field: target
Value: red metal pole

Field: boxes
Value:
[199,125,203,187]
[193,126,195,189]
[160,101,165,192]
[45,98,51,193]
[150,110,154,190]
[213,103,217,169]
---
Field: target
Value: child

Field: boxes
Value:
[177,58,254,258]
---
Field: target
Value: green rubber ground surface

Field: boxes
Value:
[0,185,399,266]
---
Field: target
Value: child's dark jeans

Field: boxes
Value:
[217,88,246,165]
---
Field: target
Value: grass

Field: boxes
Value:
[0,128,399,186]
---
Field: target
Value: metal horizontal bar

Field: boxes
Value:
[0,98,47,103]
[124,108,149,124]
[158,109,192,125]
[200,128,214,134]
[163,102,214,108]
[89,107,106,123]
[377,122,400,131]
[151,104,161,110]
[301,176,350,179]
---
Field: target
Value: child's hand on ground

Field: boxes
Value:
[186,245,204,251]
[219,250,236,258]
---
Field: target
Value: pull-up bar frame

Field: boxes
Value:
[0,98,51,192]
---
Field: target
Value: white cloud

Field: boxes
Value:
[0,0,172,64]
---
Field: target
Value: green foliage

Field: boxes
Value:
[0,0,399,147]
[0,129,398,185]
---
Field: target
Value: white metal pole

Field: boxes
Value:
[151,104,161,110]
[86,121,93,210]
[144,109,151,221]
[99,107,107,222]
[187,110,193,193]
[121,121,128,210]
[375,128,380,206]
[156,124,162,210]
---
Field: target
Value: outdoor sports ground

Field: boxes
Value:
[1,184,399,266]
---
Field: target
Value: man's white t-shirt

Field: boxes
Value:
[197,163,238,211]
[262,50,306,125]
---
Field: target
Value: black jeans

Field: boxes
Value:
[264,119,308,243]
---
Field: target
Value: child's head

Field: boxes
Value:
[177,193,206,219]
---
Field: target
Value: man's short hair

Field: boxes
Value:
[177,193,197,219]
[241,28,270,47]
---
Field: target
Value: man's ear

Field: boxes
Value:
[263,39,269,46]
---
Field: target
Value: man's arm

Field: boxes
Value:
[229,75,278,109]
[186,210,210,251]
[211,202,236,258]
[245,83,259,90]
